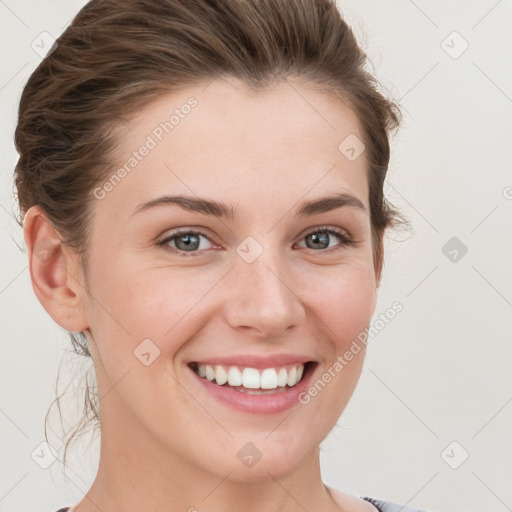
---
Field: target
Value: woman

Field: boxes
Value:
[14,0,424,510]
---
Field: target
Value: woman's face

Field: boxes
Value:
[80,78,378,481]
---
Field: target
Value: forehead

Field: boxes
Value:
[96,78,369,220]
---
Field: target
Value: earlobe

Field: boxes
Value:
[23,205,89,333]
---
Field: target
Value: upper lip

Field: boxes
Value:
[188,354,315,369]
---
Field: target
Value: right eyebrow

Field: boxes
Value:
[131,194,238,220]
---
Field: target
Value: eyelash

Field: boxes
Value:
[157,226,354,257]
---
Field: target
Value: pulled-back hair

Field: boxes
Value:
[13,0,408,469]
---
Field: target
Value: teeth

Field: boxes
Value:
[194,363,307,390]
[260,368,278,389]
[242,368,260,389]
[277,368,288,387]
[205,365,215,381]
[228,366,243,386]
[287,366,297,386]
[215,365,228,385]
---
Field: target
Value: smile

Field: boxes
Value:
[189,362,310,393]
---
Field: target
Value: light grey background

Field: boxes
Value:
[1,1,511,511]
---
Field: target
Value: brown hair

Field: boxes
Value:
[13,0,408,469]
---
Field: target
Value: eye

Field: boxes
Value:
[157,229,216,256]
[295,226,354,253]
[157,226,354,257]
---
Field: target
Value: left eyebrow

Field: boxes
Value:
[295,192,366,216]
[130,192,366,220]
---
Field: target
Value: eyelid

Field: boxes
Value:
[157,228,219,253]
[296,224,352,242]
[294,225,354,252]
[157,225,355,256]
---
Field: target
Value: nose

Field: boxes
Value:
[223,249,306,339]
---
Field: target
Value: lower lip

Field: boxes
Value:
[188,363,317,414]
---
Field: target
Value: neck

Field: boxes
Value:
[81,445,339,512]
[75,403,341,512]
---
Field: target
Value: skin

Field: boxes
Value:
[24,77,382,512]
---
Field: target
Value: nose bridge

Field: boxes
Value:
[224,236,304,337]
[240,247,285,297]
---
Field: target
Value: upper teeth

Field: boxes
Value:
[195,363,305,389]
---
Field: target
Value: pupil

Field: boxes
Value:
[310,232,328,249]
[178,234,198,250]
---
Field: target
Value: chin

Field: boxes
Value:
[208,435,313,483]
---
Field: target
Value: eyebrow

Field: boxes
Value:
[131,192,366,220]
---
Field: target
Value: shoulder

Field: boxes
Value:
[327,486,430,512]
[54,497,434,512]
[361,496,431,512]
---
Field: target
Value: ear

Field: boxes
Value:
[23,205,89,333]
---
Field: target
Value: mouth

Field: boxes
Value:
[187,361,317,395]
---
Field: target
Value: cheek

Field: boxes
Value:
[89,263,222,363]
[303,263,377,347]
[87,244,376,365]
